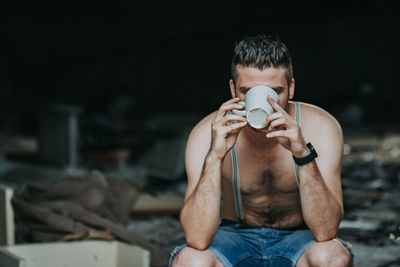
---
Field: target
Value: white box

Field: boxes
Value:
[0,240,150,267]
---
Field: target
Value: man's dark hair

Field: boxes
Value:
[231,34,293,87]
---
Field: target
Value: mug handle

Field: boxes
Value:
[231,101,246,117]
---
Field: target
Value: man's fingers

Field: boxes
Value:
[220,97,242,111]
[266,130,288,138]
[267,95,283,112]
[213,114,246,135]
[215,98,243,120]
[214,120,247,135]
[223,114,247,124]
[221,103,245,113]
[265,112,283,126]
[268,118,286,130]
[224,97,241,105]
[226,121,247,133]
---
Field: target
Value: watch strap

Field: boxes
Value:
[293,143,318,166]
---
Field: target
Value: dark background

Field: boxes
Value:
[1,1,400,136]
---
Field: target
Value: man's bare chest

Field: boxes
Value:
[221,147,299,196]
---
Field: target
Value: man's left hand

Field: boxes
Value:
[263,96,309,158]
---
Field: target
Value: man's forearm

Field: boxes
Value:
[298,161,343,241]
[180,153,222,250]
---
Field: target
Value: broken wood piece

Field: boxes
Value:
[131,193,184,215]
[59,229,115,242]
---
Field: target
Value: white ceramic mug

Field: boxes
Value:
[232,85,280,129]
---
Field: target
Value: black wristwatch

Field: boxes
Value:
[293,143,318,165]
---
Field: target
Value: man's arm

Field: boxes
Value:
[180,98,247,250]
[296,116,344,241]
[179,116,222,250]
[265,98,344,241]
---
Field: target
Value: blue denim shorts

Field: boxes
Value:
[169,219,353,267]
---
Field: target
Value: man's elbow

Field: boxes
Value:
[181,221,214,251]
[314,207,343,242]
[313,226,339,242]
[186,236,211,251]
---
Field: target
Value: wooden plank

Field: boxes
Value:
[0,185,15,245]
[131,193,184,215]
[116,241,150,267]
[0,241,150,267]
[0,248,23,267]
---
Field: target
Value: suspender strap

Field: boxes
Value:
[230,102,301,223]
[230,145,245,223]
[294,102,301,186]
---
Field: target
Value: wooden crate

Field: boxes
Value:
[0,240,150,267]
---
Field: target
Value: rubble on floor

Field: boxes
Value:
[1,124,400,266]
[127,216,185,254]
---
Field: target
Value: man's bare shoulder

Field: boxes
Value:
[188,111,217,141]
[184,111,217,186]
[298,102,342,136]
[298,102,344,174]
[185,111,217,163]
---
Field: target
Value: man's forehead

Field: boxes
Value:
[235,66,288,87]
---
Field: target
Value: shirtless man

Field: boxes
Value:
[170,34,354,266]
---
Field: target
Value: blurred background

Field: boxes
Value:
[1,1,399,136]
[1,1,400,266]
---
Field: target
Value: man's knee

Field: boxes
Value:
[171,246,222,267]
[304,239,353,267]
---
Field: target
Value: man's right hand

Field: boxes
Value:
[209,97,247,160]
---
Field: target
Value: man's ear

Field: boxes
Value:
[289,78,295,100]
[229,79,236,98]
